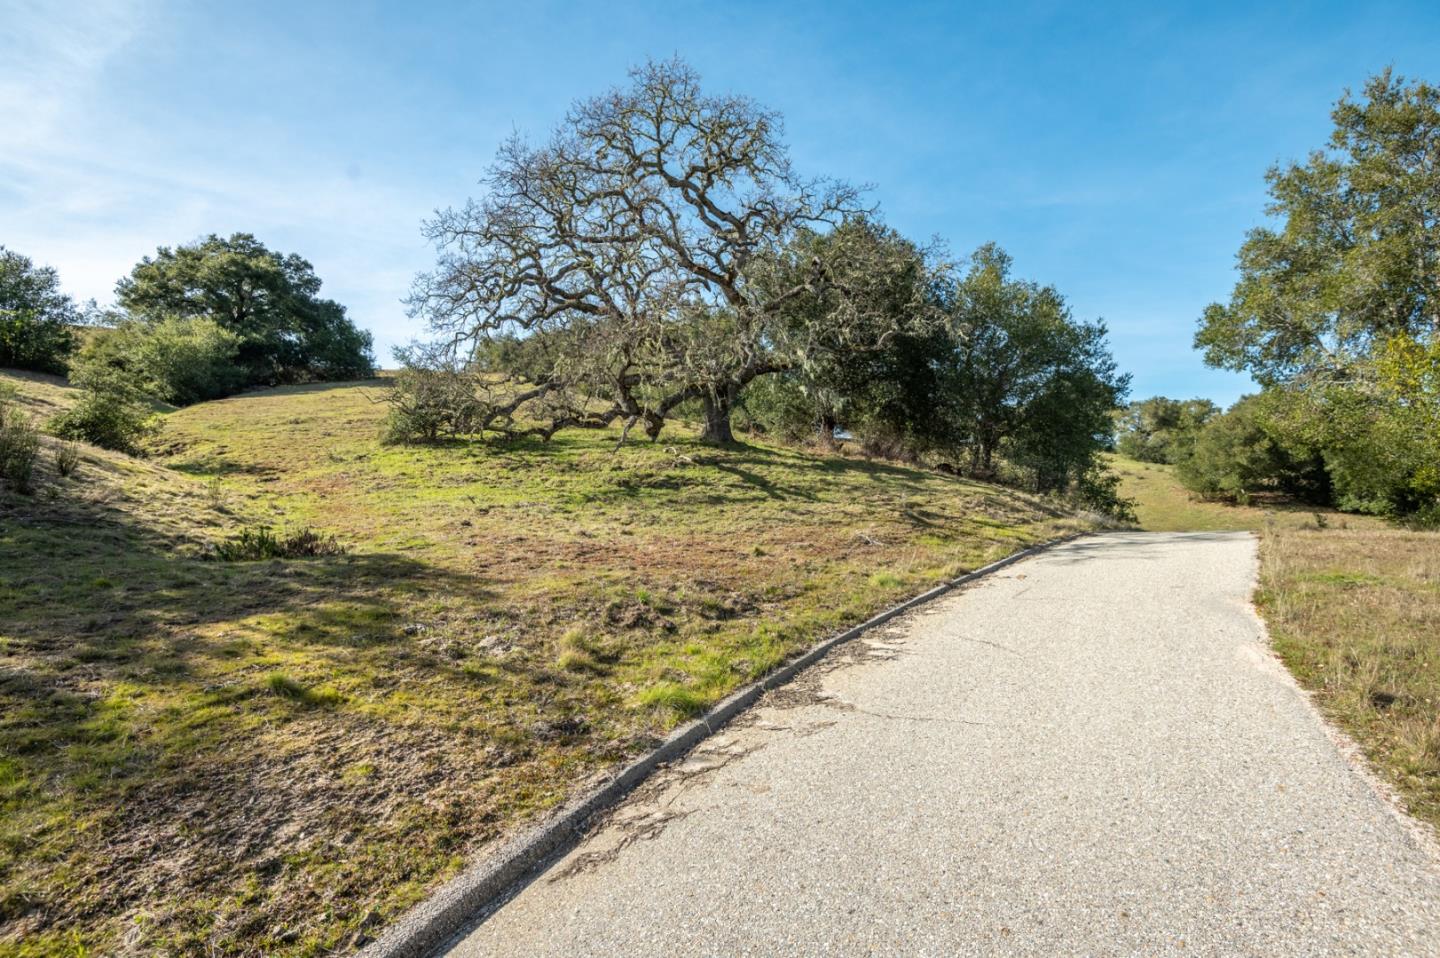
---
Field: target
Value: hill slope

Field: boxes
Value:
[1,371,1097,957]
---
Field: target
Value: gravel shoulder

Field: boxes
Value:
[445,532,1440,957]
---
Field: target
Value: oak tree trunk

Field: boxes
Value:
[699,388,737,444]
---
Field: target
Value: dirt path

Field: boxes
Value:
[444,532,1440,957]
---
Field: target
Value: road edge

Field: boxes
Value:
[1239,531,1440,862]
[356,532,1086,958]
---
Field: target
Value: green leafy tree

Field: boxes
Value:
[1196,70,1440,386]
[1175,395,1330,504]
[1316,333,1440,516]
[117,233,374,387]
[942,244,1129,488]
[408,60,931,445]
[1115,397,1219,463]
[0,246,78,374]
[753,220,945,449]
[1195,71,1440,516]
[764,244,1132,514]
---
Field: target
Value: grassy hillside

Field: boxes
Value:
[1116,456,1440,836]
[1,370,1096,957]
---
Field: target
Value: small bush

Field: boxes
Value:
[209,525,345,561]
[49,388,159,455]
[0,399,41,493]
[380,349,487,444]
[1072,464,1138,523]
[856,428,918,463]
[53,442,81,478]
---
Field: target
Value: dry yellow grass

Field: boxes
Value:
[1260,526,1440,830]
[0,369,77,421]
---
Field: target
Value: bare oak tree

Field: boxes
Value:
[408,58,933,443]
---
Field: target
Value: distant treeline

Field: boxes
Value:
[0,234,374,451]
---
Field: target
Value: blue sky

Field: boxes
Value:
[4,0,1438,405]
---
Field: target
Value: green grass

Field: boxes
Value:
[1109,454,1388,533]
[0,369,1096,957]
[1116,454,1440,837]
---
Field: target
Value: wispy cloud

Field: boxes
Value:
[0,0,149,149]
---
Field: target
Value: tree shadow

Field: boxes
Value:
[0,488,522,949]
[0,493,497,722]
[706,461,820,502]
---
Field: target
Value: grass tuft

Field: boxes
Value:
[635,681,708,717]
[54,442,82,478]
[209,525,346,561]
[265,673,344,708]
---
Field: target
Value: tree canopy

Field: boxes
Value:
[408,58,934,443]
[741,244,1130,512]
[1115,397,1219,464]
[117,233,374,386]
[0,246,78,375]
[1196,70,1439,386]
[1195,70,1440,518]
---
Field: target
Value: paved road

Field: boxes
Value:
[446,532,1440,957]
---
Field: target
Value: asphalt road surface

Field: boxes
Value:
[445,532,1440,957]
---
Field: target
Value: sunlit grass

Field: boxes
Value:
[0,368,1094,956]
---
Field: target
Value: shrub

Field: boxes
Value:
[855,427,917,463]
[1072,464,1138,523]
[1304,335,1440,517]
[53,442,81,478]
[70,316,245,406]
[737,375,829,443]
[49,387,159,455]
[1175,395,1329,504]
[0,399,41,493]
[380,355,486,444]
[208,525,345,561]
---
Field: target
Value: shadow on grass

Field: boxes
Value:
[0,490,509,943]
[229,377,392,400]
[167,459,282,478]
[0,493,496,726]
[708,461,819,502]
